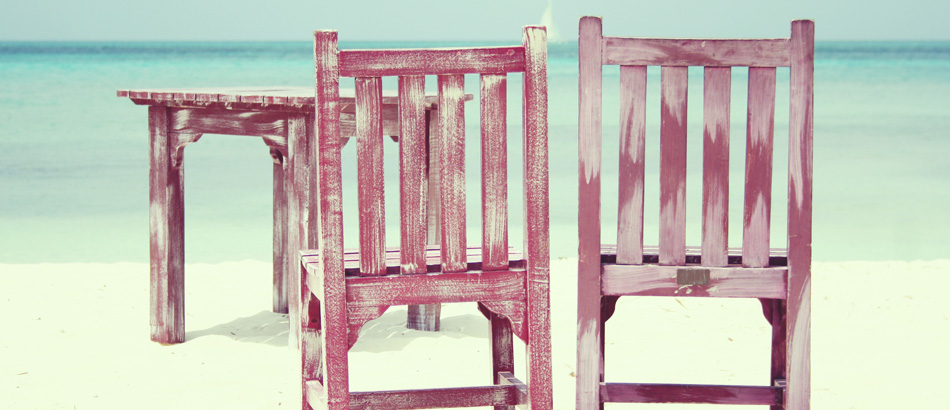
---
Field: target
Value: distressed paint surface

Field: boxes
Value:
[576,15,604,410]
[301,27,551,410]
[617,65,647,265]
[313,29,350,410]
[576,16,814,409]
[702,67,731,267]
[355,77,386,276]
[148,105,185,344]
[786,19,815,410]
[438,74,468,273]
[398,75,428,275]
[340,46,526,77]
[481,73,509,272]
[601,383,783,406]
[659,66,688,266]
[603,38,792,67]
[743,67,777,268]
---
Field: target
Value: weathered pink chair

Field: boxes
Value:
[298,26,552,409]
[576,17,814,408]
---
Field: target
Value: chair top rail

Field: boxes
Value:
[340,46,527,77]
[602,37,791,67]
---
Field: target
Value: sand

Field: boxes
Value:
[2,258,948,409]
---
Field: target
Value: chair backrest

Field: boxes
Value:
[314,27,549,279]
[578,16,814,269]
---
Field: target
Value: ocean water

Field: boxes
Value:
[1,41,948,264]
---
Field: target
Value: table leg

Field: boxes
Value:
[287,114,313,347]
[148,106,186,344]
[271,147,288,314]
[407,107,442,331]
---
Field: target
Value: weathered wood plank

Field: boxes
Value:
[659,66,688,265]
[398,76,428,275]
[600,244,788,266]
[314,29,349,410]
[617,65,647,265]
[743,67,777,268]
[148,105,185,344]
[340,47,526,77]
[356,77,386,276]
[481,73,509,271]
[601,383,783,405]
[603,38,791,67]
[786,19,815,410]
[344,270,527,308]
[701,67,731,267]
[576,15,604,410]
[286,114,310,346]
[601,264,788,299]
[167,108,287,139]
[522,24,553,410]
[348,385,523,409]
[300,245,525,275]
[270,146,288,313]
[438,74,467,273]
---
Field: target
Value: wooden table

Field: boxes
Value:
[118,87,453,344]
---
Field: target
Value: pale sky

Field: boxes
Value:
[1,0,947,41]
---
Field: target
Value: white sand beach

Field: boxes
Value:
[3,258,948,409]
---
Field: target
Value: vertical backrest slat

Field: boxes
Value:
[398,75,428,274]
[701,67,732,267]
[480,73,509,271]
[659,66,688,266]
[355,77,386,276]
[743,67,777,268]
[617,66,647,265]
[438,74,467,273]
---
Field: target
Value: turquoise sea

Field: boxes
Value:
[1,41,948,263]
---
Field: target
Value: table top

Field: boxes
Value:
[117,86,466,111]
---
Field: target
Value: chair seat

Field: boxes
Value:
[300,245,531,348]
[301,245,525,276]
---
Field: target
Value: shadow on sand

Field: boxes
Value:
[186,310,290,347]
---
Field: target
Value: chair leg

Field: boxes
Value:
[484,304,515,410]
[766,299,787,410]
[527,280,553,409]
[785,281,811,409]
[599,296,619,410]
[301,326,323,410]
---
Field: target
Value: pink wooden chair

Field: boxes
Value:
[298,26,552,409]
[576,17,814,408]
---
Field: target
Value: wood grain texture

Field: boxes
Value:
[168,108,287,139]
[480,73,509,271]
[340,46,526,77]
[786,19,814,410]
[617,65,647,265]
[314,29,349,410]
[601,264,788,299]
[270,147,288,313]
[286,114,311,346]
[701,67,731,267]
[659,66,688,266]
[576,15,604,410]
[523,24,553,410]
[355,77,386,276]
[347,385,524,408]
[343,270,527,306]
[743,67,777,268]
[601,383,783,406]
[603,38,791,67]
[398,76,428,275]
[148,105,185,344]
[438,74,467,273]
[480,302,514,406]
